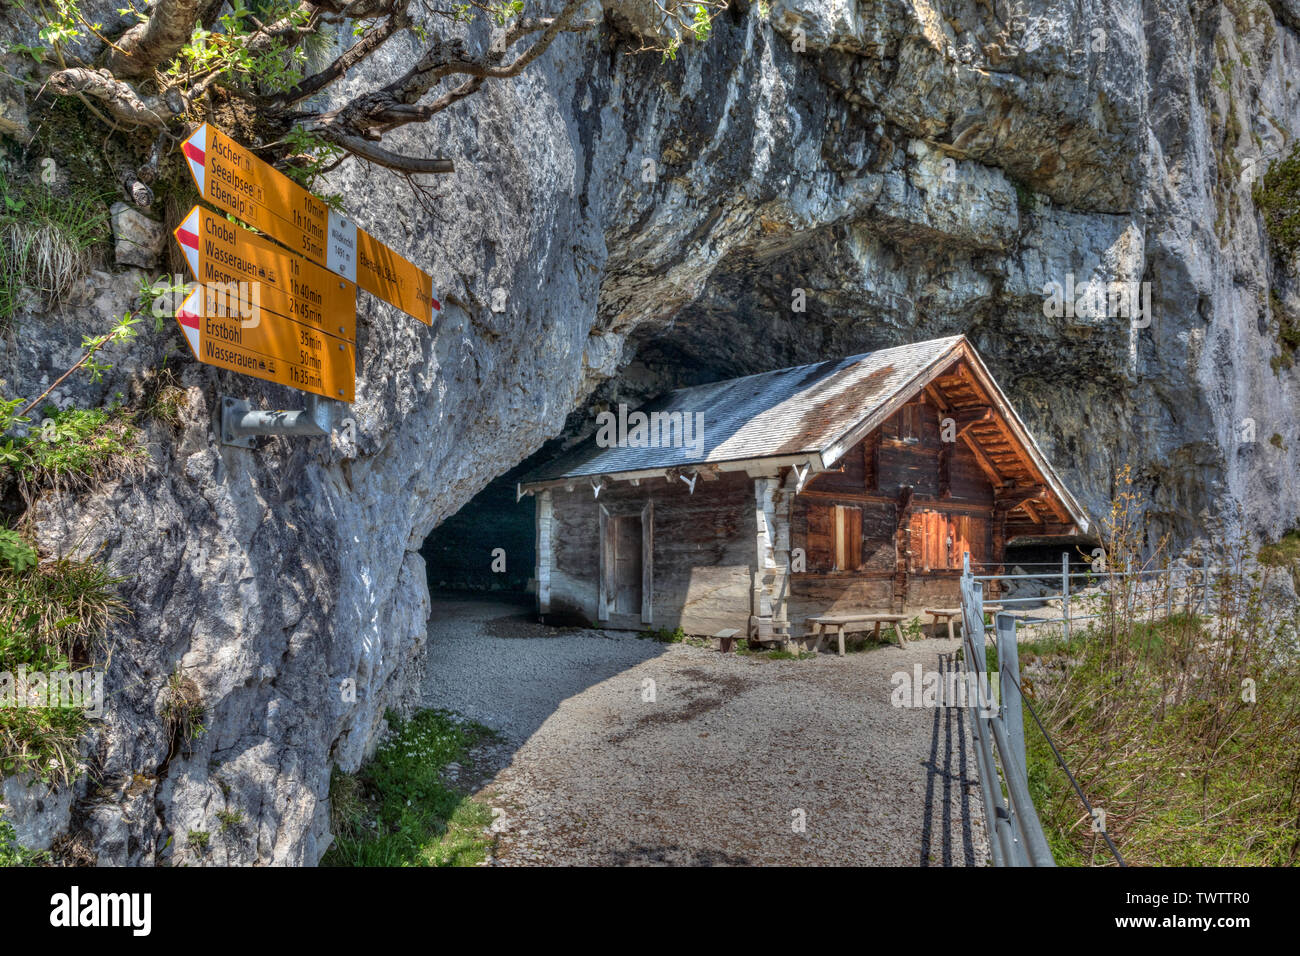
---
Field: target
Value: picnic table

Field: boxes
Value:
[806,613,909,656]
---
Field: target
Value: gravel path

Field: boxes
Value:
[423,594,989,866]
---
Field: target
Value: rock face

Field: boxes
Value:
[109,203,166,268]
[2,1,1298,862]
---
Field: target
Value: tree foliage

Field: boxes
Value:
[9,0,730,179]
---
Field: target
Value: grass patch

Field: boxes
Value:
[2,405,146,497]
[0,169,110,330]
[0,551,126,786]
[160,670,205,752]
[322,709,497,867]
[1023,612,1300,865]
[139,365,188,429]
[1010,477,1300,865]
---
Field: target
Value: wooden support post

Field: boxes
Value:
[640,499,654,625]
[535,490,553,617]
[597,504,610,621]
[893,485,914,613]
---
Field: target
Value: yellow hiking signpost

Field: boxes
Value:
[174,205,358,341]
[173,284,357,402]
[181,123,440,324]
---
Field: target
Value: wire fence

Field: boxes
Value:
[970,553,1231,638]
[956,551,1191,867]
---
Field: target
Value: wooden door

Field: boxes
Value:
[613,515,642,615]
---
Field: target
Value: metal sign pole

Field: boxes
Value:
[221,393,345,447]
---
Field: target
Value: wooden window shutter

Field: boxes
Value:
[908,511,957,572]
[834,505,862,571]
[804,503,833,571]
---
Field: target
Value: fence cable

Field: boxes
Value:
[999,665,1127,867]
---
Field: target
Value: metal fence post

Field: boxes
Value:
[1061,552,1070,643]
[997,613,1026,776]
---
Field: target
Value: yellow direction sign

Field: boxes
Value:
[174,205,357,341]
[174,287,356,402]
[182,123,440,324]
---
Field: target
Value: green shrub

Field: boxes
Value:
[642,625,686,643]
[1255,143,1300,260]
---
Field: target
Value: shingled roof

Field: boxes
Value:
[522,335,1088,532]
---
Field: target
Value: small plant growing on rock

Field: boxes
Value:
[215,809,244,834]
[160,671,205,751]
[3,405,146,498]
[0,550,126,787]
[0,815,48,867]
[0,528,37,573]
[139,365,187,430]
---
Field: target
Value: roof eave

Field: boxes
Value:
[518,452,827,495]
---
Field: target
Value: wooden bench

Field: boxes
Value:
[923,608,961,640]
[806,613,909,656]
[923,605,1005,641]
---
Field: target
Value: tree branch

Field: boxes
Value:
[45,68,183,127]
[318,132,456,173]
[317,0,596,147]
[107,0,203,78]
[272,3,412,104]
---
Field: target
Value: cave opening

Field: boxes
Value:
[421,458,541,599]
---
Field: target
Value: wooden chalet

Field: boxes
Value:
[518,336,1089,642]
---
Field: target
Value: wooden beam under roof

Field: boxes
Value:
[960,431,1006,489]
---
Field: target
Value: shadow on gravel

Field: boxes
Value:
[423,589,673,747]
[918,651,980,866]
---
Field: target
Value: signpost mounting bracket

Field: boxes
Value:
[221,397,257,448]
[220,393,344,448]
